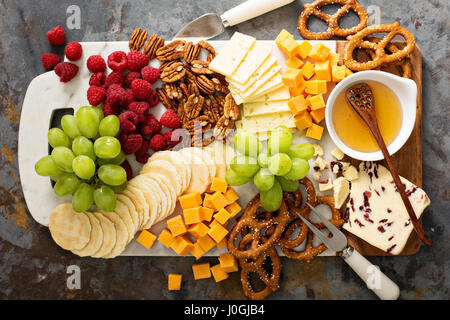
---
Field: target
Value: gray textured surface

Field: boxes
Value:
[0,0,449,299]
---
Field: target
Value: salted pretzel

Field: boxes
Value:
[344,22,415,71]
[298,0,368,40]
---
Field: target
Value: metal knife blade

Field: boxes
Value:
[174,13,224,40]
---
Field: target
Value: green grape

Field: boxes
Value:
[268,126,293,154]
[98,164,127,186]
[51,146,75,173]
[50,175,62,182]
[48,128,71,149]
[54,173,80,197]
[253,168,275,191]
[287,143,315,160]
[260,180,283,212]
[91,106,104,121]
[76,106,99,139]
[233,130,262,158]
[61,115,81,139]
[72,155,96,180]
[257,153,269,168]
[98,151,126,166]
[268,153,292,176]
[225,169,253,186]
[109,182,127,193]
[283,158,310,180]
[94,185,116,212]
[94,136,121,159]
[35,155,64,177]
[277,176,300,192]
[230,155,260,178]
[99,115,120,137]
[72,183,94,212]
[72,136,96,160]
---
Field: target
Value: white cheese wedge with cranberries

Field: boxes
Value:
[343,162,430,255]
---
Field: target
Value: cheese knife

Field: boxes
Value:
[174,0,296,39]
[295,203,400,300]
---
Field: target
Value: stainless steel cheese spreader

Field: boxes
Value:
[174,0,295,39]
[295,203,400,300]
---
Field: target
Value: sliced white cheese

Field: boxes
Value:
[241,111,295,133]
[209,32,256,77]
[247,81,284,102]
[331,147,345,160]
[333,177,350,209]
[343,165,359,181]
[343,162,430,255]
[245,86,291,103]
[243,100,290,117]
[243,73,283,101]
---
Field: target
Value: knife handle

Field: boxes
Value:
[221,0,295,27]
[342,247,400,300]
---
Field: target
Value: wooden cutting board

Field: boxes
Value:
[335,41,423,256]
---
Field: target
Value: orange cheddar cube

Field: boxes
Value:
[328,52,340,66]
[289,86,303,97]
[209,219,228,229]
[197,235,216,252]
[309,43,331,61]
[306,123,324,140]
[285,56,304,69]
[314,60,331,81]
[214,208,232,225]
[223,187,239,204]
[179,192,203,210]
[183,207,203,225]
[275,29,294,48]
[190,242,206,260]
[188,222,210,239]
[306,94,325,111]
[301,61,315,80]
[167,215,188,237]
[288,95,309,115]
[310,108,326,124]
[210,177,228,193]
[136,230,157,250]
[210,191,228,211]
[332,65,346,82]
[210,264,229,282]
[294,111,313,130]
[192,262,211,280]
[305,80,327,95]
[200,206,214,222]
[279,38,300,57]
[168,274,182,291]
[208,223,229,243]
[216,237,227,249]
[226,202,242,218]
[171,235,193,256]
[203,193,213,209]
[298,40,313,59]
[158,229,175,248]
[282,68,304,88]
[219,253,239,273]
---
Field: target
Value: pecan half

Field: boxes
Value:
[211,77,230,94]
[214,116,235,141]
[190,60,212,75]
[144,34,164,59]
[184,42,201,64]
[156,88,175,110]
[156,40,186,62]
[129,28,148,51]
[223,93,240,121]
[163,83,183,101]
[183,115,210,134]
[195,75,215,95]
[204,95,220,123]
[184,94,205,120]
[198,40,216,58]
[179,82,189,98]
[177,99,186,124]
[160,61,186,83]
[187,81,200,96]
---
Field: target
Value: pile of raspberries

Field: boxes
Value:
[86,50,183,164]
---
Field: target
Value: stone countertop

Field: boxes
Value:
[0,0,448,299]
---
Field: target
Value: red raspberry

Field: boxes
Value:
[148,90,160,108]
[121,160,133,180]
[105,71,124,88]
[135,139,149,157]
[106,84,126,105]
[150,134,167,152]
[125,72,141,87]
[46,25,65,46]
[103,100,120,116]
[87,55,106,73]
[141,114,162,136]
[87,86,106,106]
[122,133,143,155]
[65,42,83,61]
[131,79,152,100]
[54,62,78,82]
[127,51,149,71]
[119,111,139,133]
[89,72,106,87]
[164,130,182,146]
[141,66,161,84]
[160,109,181,129]
[136,153,150,164]
[127,102,149,123]
[41,53,60,69]
[122,89,136,108]
[107,51,128,71]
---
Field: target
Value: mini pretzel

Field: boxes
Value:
[298,0,368,40]
[344,22,415,71]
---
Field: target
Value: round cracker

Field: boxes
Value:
[142,159,183,196]
[92,212,116,258]
[192,147,216,181]
[122,185,149,230]
[105,201,134,243]
[100,211,129,259]
[116,194,139,233]
[150,173,177,220]
[138,175,169,225]
[49,203,91,251]
[178,148,210,194]
[145,174,174,223]
[72,213,103,257]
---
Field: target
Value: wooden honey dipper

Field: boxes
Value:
[345,83,432,247]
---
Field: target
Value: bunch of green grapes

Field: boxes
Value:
[226,126,315,212]
[35,106,127,213]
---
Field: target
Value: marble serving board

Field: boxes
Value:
[18,40,342,257]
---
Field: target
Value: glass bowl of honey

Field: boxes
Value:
[325,71,417,161]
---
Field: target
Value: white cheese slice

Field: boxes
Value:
[209,32,256,77]
[333,177,350,209]
[242,100,290,117]
[229,87,244,105]
[245,86,291,103]
[343,162,430,255]
[247,81,284,102]
[343,165,359,181]
[228,42,272,85]
[240,111,295,133]
[243,73,283,101]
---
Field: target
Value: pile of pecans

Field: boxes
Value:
[129,28,239,147]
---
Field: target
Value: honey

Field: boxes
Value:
[332,80,402,153]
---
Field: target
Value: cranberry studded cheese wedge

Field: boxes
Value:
[343,162,430,255]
